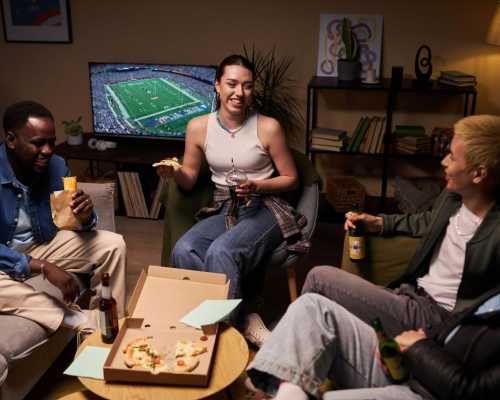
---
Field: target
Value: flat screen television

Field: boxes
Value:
[89,62,217,140]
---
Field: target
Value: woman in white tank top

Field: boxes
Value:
[157,55,306,345]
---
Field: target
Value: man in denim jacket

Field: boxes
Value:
[0,101,126,332]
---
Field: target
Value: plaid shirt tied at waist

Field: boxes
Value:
[195,187,311,254]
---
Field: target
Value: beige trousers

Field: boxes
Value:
[0,229,126,332]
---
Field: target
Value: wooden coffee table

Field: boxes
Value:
[76,322,249,400]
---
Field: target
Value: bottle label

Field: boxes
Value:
[349,236,366,259]
[99,310,111,337]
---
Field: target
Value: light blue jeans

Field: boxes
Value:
[247,293,423,400]
[170,198,283,299]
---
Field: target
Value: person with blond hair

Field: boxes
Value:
[246,115,500,399]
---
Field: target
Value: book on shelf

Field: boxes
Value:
[438,77,477,87]
[393,125,426,136]
[310,143,343,152]
[360,116,380,153]
[311,127,347,140]
[345,117,369,152]
[372,117,386,154]
[438,71,476,87]
[440,70,476,81]
[312,137,345,147]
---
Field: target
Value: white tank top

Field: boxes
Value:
[204,112,275,186]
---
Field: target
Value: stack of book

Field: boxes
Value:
[392,125,432,155]
[438,71,477,87]
[310,127,347,152]
[344,115,386,154]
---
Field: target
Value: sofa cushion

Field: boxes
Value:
[0,315,49,362]
[341,234,420,287]
[0,273,87,363]
[0,353,7,386]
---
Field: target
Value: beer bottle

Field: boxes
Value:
[348,203,366,262]
[372,317,408,382]
[99,273,119,343]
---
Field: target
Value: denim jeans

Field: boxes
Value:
[247,293,423,400]
[302,266,450,338]
[170,198,283,299]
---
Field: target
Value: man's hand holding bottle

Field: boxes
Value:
[344,211,384,234]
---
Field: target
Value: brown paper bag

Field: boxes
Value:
[50,190,82,230]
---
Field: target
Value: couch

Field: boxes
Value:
[340,233,420,287]
[0,182,116,400]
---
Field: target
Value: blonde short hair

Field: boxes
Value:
[454,115,500,181]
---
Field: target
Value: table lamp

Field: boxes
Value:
[487,1,500,45]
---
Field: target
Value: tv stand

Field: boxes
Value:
[55,134,184,178]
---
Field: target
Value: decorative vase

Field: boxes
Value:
[337,59,361,82]
[66,134,83,146]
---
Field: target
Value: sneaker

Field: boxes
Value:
[244,377,271,400]
[242,313,271,348]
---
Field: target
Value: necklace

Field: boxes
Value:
[216,111,248,138]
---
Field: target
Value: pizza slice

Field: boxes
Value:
[122,336,166,373]
[152,157,181,168]
[174,356,200,373]
[175,340,208,358]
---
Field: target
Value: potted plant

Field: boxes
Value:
[62,116,84,146]
[243,45,303,142]
[337,18,361,82]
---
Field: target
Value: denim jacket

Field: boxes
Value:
[0,141,96,280]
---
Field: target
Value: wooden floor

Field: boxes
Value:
[31,216,344,399]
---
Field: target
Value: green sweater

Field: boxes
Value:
[381,190,500,313]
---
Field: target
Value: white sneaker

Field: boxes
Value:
[243,313,271,348]
[244,376,269,399]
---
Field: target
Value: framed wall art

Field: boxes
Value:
[317,14,383,80]
[1,0,72,43]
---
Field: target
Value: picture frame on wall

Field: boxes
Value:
[317,14,384,81]
[1,0,72,43]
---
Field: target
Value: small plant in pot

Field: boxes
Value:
[62,116,84,146]
[337,17,361,82]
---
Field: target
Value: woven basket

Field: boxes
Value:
[325,176,366,213]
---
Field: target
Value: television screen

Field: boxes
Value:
[89,63,217,140]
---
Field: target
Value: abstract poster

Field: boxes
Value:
[317,14,384,80]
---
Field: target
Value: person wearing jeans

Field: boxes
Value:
[248,289,500,400]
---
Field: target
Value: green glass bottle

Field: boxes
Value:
[372,317,408,382]
[348,203,366,262]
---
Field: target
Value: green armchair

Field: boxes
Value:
[340,234,420,286]
[159,149,321,301]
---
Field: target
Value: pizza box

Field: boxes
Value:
[103,265,229,386]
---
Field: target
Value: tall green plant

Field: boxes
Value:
[243,45,303,140]
[341,18,359,61]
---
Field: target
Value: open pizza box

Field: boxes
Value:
[103,265,229,386]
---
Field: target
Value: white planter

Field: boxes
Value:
[66,134,83,146]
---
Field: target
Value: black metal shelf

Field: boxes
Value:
[306,76,477,210]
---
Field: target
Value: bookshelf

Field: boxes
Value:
[55,134,183,218]
[305,77,477,209]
